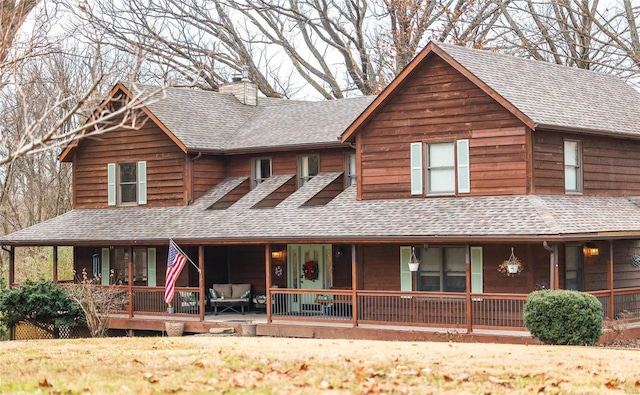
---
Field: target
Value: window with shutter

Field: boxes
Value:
[107,161,147,206]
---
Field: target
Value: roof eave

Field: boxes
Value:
[222,141,350,155]
[3,231,639,247]
[535,123,640,140]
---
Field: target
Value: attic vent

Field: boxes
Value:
[231,74,242,82]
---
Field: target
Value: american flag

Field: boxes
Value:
[164,240,187,305]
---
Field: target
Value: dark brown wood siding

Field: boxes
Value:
[227,149,354,187]
[533,130,640,196]
[227,245,266,294]
[361,244,401,290]
[73,120,186,208]
[358,56,525,200]
[192,155,226,201]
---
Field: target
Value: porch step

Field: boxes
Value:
[209,327,235,335]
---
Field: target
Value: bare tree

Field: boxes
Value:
[79,0,503,99]
[493,0,639,82]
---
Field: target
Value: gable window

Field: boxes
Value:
[346,153,356,186]
[299,155,319,187]
[427,142,455,194]
[564,140,582,193]
[108,161,147,206]
[411,140,469,196]
[252,158,272,188]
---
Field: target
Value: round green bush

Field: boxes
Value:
[523,290,603,346]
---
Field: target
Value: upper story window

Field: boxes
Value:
[410,140,469,196]
[564,140,582,193]
[252,158,272,188]
[346,153,356,186]
[299,155,319,187]
[108,161,147,206]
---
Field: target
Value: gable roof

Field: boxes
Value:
[343,41,640,141]
[62,83,374,159]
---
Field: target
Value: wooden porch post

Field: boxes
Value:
[543,241,558,290]
[266,244,272,324]
[128,252,133,318]
[351,244,357,328]
[465,246,472,333]
[52,246,58,283]
[608,240,614,319]
[8,246,15,287]
[198,245,205,321]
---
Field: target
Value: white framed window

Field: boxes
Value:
[427,142,455,194]
[346,153,356,186]
[252,158,272,188]
[411,140,469,196]
[299,155,319,187]
[112,247,153,286]
[564,140,582,193]
[108,161,146,206]
[415,246,466,292]
[400,245,482,292]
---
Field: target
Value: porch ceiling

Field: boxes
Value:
[4,188,640,246]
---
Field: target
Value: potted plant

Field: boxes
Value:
[497,248,524,277]
[408,247,420,272]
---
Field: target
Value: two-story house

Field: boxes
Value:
[3,41,640,341]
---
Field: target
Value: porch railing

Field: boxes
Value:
[270,288,354,322]
[356,291,466,328]
[98,285,201,316]
[268,287,640,332]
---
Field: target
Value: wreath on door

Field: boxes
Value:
[303,261,319,280]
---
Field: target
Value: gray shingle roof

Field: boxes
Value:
[131,84,374,152]
[4,188,640,245]
[226,97,375,150]
[435,42,640,136]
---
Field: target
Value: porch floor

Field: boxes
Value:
[106,311,543,344]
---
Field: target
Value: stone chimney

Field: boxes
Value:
[218,65,258,106]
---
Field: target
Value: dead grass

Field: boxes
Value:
[1,335,639,394]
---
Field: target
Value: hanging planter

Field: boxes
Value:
[497,247,524,277]
[408,247,420,272]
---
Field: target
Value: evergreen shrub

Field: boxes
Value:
[523,289,603,345]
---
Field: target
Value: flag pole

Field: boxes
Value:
[170,239,201,273]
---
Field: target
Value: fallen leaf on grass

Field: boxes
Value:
[299,363,308,371]
[604,380,620,389]
[488,376,512,388]
[38,378,53,388]
[193,360,206,368]
[143,372,158,383]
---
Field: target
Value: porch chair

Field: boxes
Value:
[209,283,251,315]
[178,291,198,314]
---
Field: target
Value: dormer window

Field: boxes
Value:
[252,158,272,188]
[564,140,582,193]
[108,161,147,206]
[299,155,319,187]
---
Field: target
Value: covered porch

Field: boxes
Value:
[5,238,640,340]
